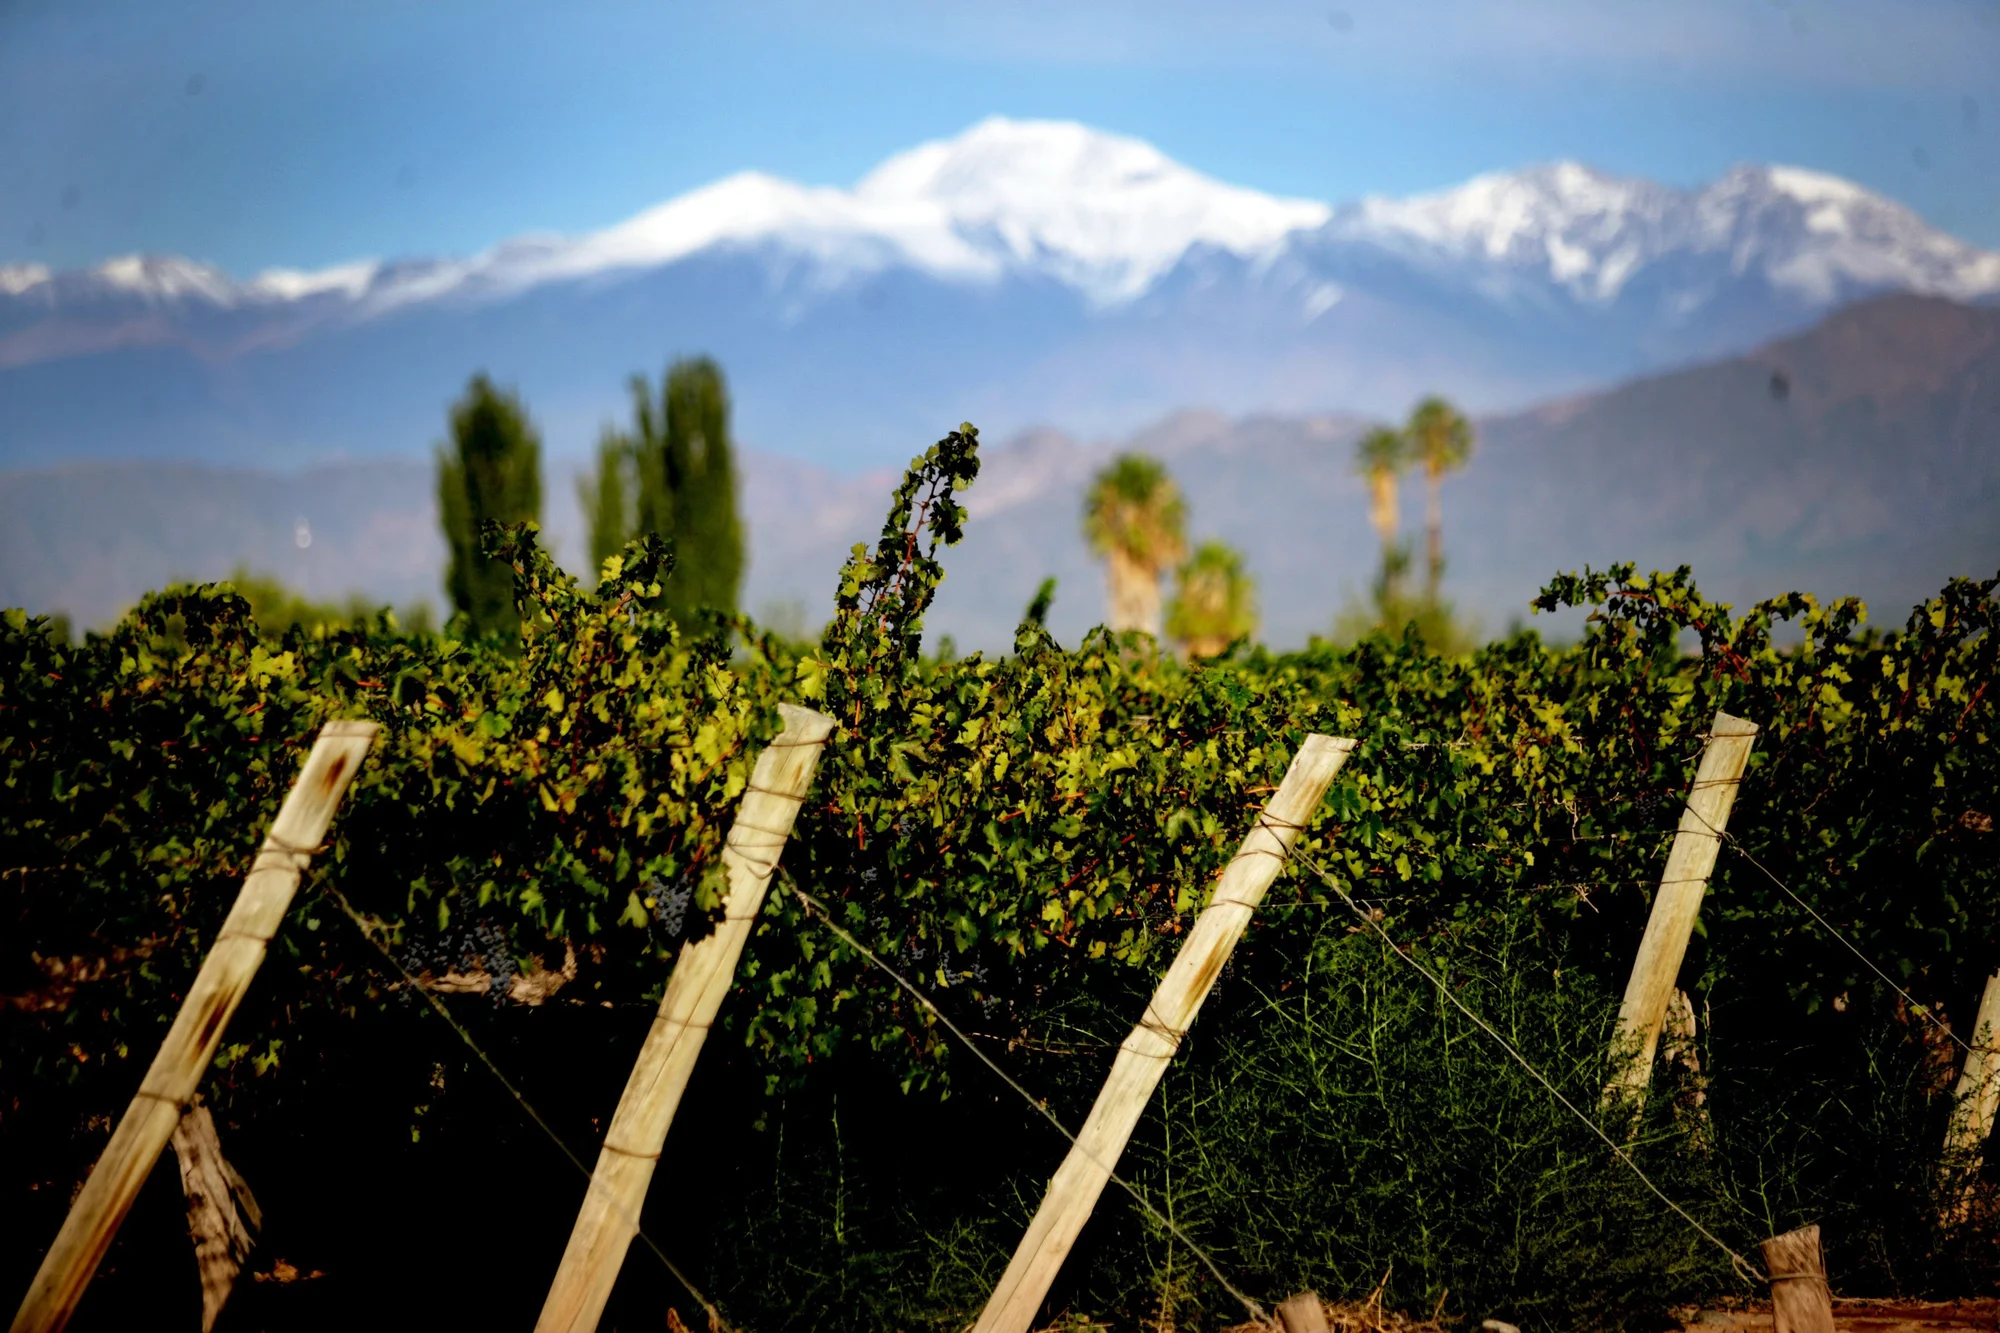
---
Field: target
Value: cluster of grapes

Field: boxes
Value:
[961,959,1000,1017]
[845,846,1002,1017]
[1630,787,1676,822]
[645,874,695,944]
[398,918,518,1007]
[896,935,1002,1017]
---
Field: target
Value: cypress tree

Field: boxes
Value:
[578,425,634,578]
[626,372,670,546]
[609,356,744,619]
[437,373,542,637]
[663,356,743,617]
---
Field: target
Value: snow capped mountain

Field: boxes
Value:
[6,119,1994,330]
[848,118,1331,302]
[3,118,1998,469]
[1326,160,2000,309]
[245,260,381,303]
[462,119,1332,307]
[1,264,53,296]
[3,119,1331,321]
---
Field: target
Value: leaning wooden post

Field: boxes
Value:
[1945,970,2000,1155]
[1760,1223,1835,1333]
[11,720,377,1333]
[1606,711,1757,1099]
[971,735,1356,1333]
[537,704,836,1333]
[1942,969,2000,1218]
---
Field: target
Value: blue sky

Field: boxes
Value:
[4,0,1998,275]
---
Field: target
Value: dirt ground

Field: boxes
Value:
[1674,1298,2000,1331]
[1228,1294,2000,1333]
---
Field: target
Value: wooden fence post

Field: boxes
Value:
[536,704,836,1333]
[1760,1223,1835,1333]
[170,1103,262,1333]
[11,720,377,1333]
[970,735,1357,1333]
[1275,1291,1331,1333]
[1942,969,2000,1217]
[1606,711,1757,1100]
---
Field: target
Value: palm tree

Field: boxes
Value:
[1406,396,1474,598]
[1166,541,1257,658]
[1354,425,1409,607]
[1355,425,1408,548]
[1082,453,1187,638]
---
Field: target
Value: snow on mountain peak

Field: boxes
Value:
[534,169,998,294]
[854,117,1331,301]
[0,264,50,296]
[1333,160,1675,302]
[1765,164,1870,208]
[21,253,379,308]
[94,255,238,304]
[246,259,381,302]
[6,124,1996,327]
[1703,162,2000,304]
[1331,157,2000,308]
[459,117,1331,308]
[1347,160,1660,252]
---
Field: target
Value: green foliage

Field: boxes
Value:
[223,572,350,633]
[1083,452,1188,636]
[218,567,433,636]
[437,373,543,638]
[578,427,634,577]
[1120,922,1726,1331]
[593,356,747,615]
[1407,395,1474,481]
[1024,576,1058,629]
[1355,424,1409,476]
[1166,540,1257,657]
[1343,397,1478,646]
[1355,423,1409,548]
[662,357,746,617]
[1081,452,1187,571]
[1332,544,1476,652]
[4,421,1998,1331]
[1406,395,1475,597]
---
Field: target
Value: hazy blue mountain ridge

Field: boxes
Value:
[6,295,1994,649]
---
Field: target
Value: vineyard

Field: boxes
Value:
[3,426,1998,1333]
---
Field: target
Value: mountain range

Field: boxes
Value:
[4,118,1998,471]
[7,294,1995,647]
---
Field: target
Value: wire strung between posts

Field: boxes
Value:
[779,871,1271,1327]
[1678,802,1975,1058]
[316,877,733,1333]
[1281,838,1767,1288]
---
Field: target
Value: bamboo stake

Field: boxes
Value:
[1942,969,2000,1219]
[537,704,836,1333]
[11,720,377,1333]
[971,735,1356,1333]
[1606,711,1757,1099]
